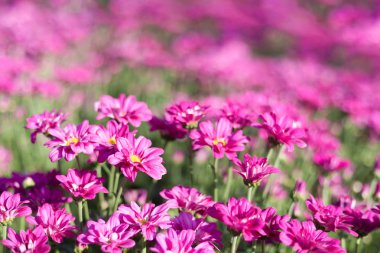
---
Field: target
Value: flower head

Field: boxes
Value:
[151,229,215,253]
[190,118,248,160]
[313,152,350,172]
[56,168,108,200]
[208,198,264,241]
[254,112,307,151]
[25,110,68,143]
[165,101,208,129]
[117,202,171,241]
[219,100,255,129]
[149,116,187,140]
[233,154,280,186]
[95,94,152,127]
[2,226,50,253]
[45,120,98,162]
[160,186,215,216]
[260,207,290,243]
[78,213,137,253]
[108,133,166,182]
[279,220,345,253]
[0,191,31,225]
[26,203,76,243]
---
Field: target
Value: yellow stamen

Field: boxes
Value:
[130,154,141,163]
[213,138,227,146]
[108,137,117,145]
[65,137,79,146]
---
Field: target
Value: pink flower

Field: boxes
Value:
[172,212,222,248]
[45,120,98,162]
[108,133,166,182]
[165,100,208,129]
[313,152,350,172]
[78,213,137,253]
[372,205,380,214]
[254,112,307,151]
[207,198,264,242]
[2,226,50,253]
[95,94,152,127]
[149,116,187,140]
[233,154,280,186]
[124,189,147,206]
[25,110,68,143]
[260,207,290,243]
[190,118,249,160]
[56,168,108,200]
[219,100,256,129]
[94,120,131,163]
[26,203,76,243]
[160,186,215,216]
[306,196,357,236]
[151,229,215,253]
[117,202,171,241]
[0,191,31,225]
[279,220,345,253]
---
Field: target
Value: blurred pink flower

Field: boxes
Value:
[313,152,350,172]
[2,226,50,253]
[165,100,208,129]
[95,94,152,127]
[0,191,31,225]
[124,189,147,206]
[56,168,108,200]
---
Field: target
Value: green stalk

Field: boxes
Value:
[231,235,241,253]
[75,156,82,170]
[188,139,195,186]
[263,146,283,199]
[84,201,90,221]
[2,225,7,240]
[213,158,219,202]
[355,237,361,253]
[96,165,106,212]
[247,185,257,203]
[141,239,147,253]
[287,202,295,217]
[223,167,233,201]
[261,240,265,253]
[77,201,83,230]
[113,186,123,213]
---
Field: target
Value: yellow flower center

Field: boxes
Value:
[108,137,117,145]
[130,154,141,163]
[213,138,227,146]
[66,137,79,146]
[137,218,147,225]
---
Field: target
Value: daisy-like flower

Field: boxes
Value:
[172,212,222,248]
[160,186,215,216]
[117,202,171,241]
[94,120,131,163]
[219,100,255,129]
[207,198,264,242]
[2,226,50,253]
[254,112,307,151]
[25,110,68,144]
[279,220,345,253]
[56,168,108,200]
[313,152,350,172]
[306,196,357,236]
[151,228,215,253]
[165,100,208,129]
[26,203,76,243]
[45,120,98,162]
[95,94,152,127]
[233,154,280,186]
[0,191,32,225]
[108,133,166,182]
[149,116,187,140]
[190,118,249,160]
[260,207,290,243]
[77,213,137,253]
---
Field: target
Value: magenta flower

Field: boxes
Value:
[149,116,187,140]
[151,228,215,253]
[25,110,68,144]
[108,133,166,182]
[94,120,131,163]
[172,212,222,248]
[260,207,290,243]
[165,100,208,129]
[26,203,76,243]
[306,196,357,236]
[95,94,152,127]
[254,112,307,151]
[313,152,350,172]
[372,205,380,214]
[0,191,31,225]
[208,198,264,242]
[190,118,249,160]
[343,207,380,237]
[219,100,255,129]
[117,202,171,241]
[45,120,98,162]
[56,168,108,200]
[78,213,137,253]
[233,154,280,186]
[2,226,50,253]
[124,189,147,206]
[160,186,215,216]
[279,220,345,253]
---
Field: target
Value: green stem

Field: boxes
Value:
[113,171,121,193]
[263,146,283,199]
[247,185,257,203]
[108,166,116,193]
[287,202,295,217]
[213,158,219,202]
[231,235,240,253]
[261,240,265,253]
[355,237,361,253]
[84,201,90,221]
[96,165,106,212]
[188,140,195,186]
[223,167,233,201]
[75,156,81,170]
[2,225,7,240]
[341,237,346,250]
[113,186,123,213]
[78,201,83,230]
[141,239,147,253]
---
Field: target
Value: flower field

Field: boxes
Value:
[1,1,380,252]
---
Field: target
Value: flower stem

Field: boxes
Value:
[77,201,83,230]
[231,235,241,253]
[263,146,283,199]
[141,239,147,253]
[287,202,295,217]
[213,158,219,202]
[2,225,7,240]
[223,167,233,201]
[113,186,123,213]
[188,139,195,186]
[75,156,81,170]
[247,185,257,203]
[261,240,265,253]
[96,165,106,212]
[84,201,90,221]
[355,237,362,253]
